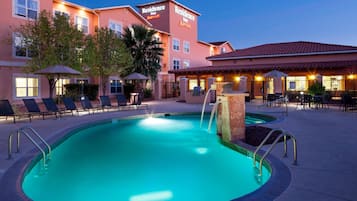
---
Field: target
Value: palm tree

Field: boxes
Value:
[122,24,163,81]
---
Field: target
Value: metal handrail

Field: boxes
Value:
[20,126,52,159]
[252,128,285,166]
[8,126,51,166]
[254,131,298,176]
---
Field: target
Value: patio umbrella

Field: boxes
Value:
[264,70,288,78]
[35,65,81,98]
[124,72,149,80]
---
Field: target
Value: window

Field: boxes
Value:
[173,38,180,51]
[189,79,197,90]
[110,79,122,94]
[173,59,180,70]
[188,79,205,90]
[75,16,89,34]
[14,0,38,19]
[13,33,32,58]
[183,60,190,68]
[15,76,39,98]
[220,47,226,54]
[323,75,344,91]
[109,21,122,37]
[56,78,70,95]
[54,10,70,20]
[286,76,307,91]
[183,41,190,53]
[76,79,89,84]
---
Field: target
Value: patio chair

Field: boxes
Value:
[100,96,114,111]
[341,93,355,111]
[80,96,99,114]
[23,98,53,120]
[0,99,30,123]
[62,97,80,116]
[42,98,63,118]
[116,94,128,106]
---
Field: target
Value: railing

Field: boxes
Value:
[8,126,51,167]
[253,128,297,176]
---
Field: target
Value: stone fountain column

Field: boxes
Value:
[220,93,247,142]
[214,82,247,142]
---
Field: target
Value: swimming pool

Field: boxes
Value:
[22,114,272,201]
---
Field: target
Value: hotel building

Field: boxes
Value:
[0,0,233,102]
[170,41,357,101]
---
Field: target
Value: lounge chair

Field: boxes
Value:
[42,98,63,118]
[80,96,99,114]
[23,98,52,120]
[0,99,30,123]
[116,94,127,106]
[62,97,80,116]
[100,96,113,111]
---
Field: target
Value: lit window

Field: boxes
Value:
[56,79,70,95]
[200,79,205,90]
[15,76,39,97]
[323,75,344,91]
[110,79,122,94]
[183,41,190,53]
[188,79,205,90]
[183,60,190,68]
[173,59,180,70]
[13,33,32,58]
[14,0,38,19]
[76,79,89,84]
[173,38,180,51]
[286,76,307,91]
[75,16,89,34]
[109,21,122,37]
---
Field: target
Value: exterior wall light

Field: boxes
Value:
[308,75,316,80]
[216,77,223,82]
[348,74,355,80]
[234,76,240,82]
[255,76,263,81]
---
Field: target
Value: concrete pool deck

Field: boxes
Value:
[0,100,356,201]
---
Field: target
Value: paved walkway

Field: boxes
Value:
[0,100,357,201]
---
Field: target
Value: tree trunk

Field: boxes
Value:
[48,78,56,98]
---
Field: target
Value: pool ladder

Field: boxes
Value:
[8,126,52,167]
[252,128,297,176]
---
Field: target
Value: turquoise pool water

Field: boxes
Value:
[22,114,271,201]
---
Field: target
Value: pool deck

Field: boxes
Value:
[0,99,357,201]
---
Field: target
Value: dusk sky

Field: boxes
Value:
[70,0,357,49]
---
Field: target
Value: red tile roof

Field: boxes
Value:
[169,60,357,75]
[207,41,357,60]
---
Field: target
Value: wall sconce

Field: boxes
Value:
[216,77,223,82]
[308,75,316,80]
[348,74,355,80]
[255,76,263,81]
[234,76,240,82]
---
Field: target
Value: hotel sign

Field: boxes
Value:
[142,5,166,20]
[142,5,166,15]
[175,5,194,29]
[174,5,195,21]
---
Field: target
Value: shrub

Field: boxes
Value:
[308,82,325,95]
[64,84,99,100]
[123,83,135,99]
[143,88,153,98]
